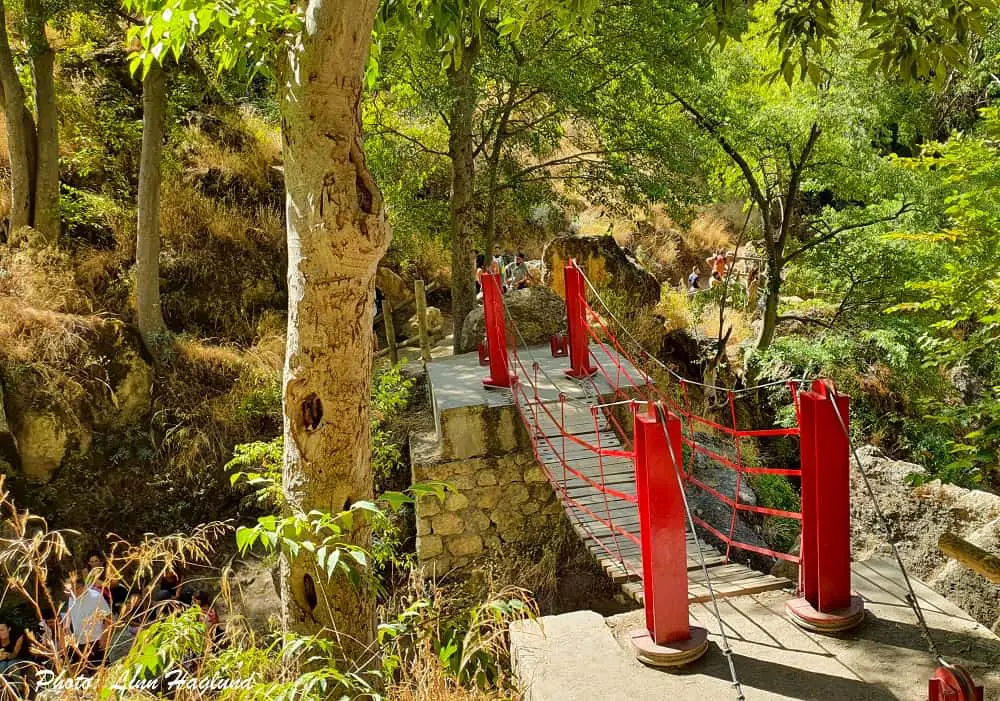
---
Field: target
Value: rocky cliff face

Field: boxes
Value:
[0,296,278,542]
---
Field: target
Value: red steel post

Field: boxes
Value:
[799,380,852,611]
[564,261,597,379]
[481,272,512,389]
[634,406,689,644]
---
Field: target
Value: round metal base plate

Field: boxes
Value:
[630,627,710,668]
[785,595,866,633]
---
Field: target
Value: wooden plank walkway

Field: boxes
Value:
[519,394,791,604]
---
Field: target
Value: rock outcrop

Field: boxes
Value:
[458,286,567,353]
[542,235,660,308]
[851,446,1000,633]
[0,310,152,484]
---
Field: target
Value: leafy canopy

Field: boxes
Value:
[122,0,302,76]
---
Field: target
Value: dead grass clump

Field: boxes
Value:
[686,211,734,252]
[0,245,93,314]
[158,180,285,343]
[695,305,752,348]
[154,339,281,483]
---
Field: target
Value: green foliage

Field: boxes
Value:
[227,436,284,509]
[883,108,1000,485]
[749,473,800,553]
[371,362,415,489]
[708,0,996,87]
[122,0,303,77]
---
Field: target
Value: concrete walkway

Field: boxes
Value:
[511,557,1000,700]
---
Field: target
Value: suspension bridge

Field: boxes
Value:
[421,260,997,699]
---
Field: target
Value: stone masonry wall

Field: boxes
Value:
[412,433,562,573]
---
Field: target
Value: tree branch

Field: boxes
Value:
[777,122,821,255]
[784,202,914,264]
[668,90,771,237]
[777,314,835,329]
[372,127,449,157]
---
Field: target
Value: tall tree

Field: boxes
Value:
[22,0,59,243]
[379,0,597,351]
[127,0,389,657]
[135,61,167,348]
[0,0,34,233]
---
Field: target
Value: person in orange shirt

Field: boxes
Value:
[706,250,730,288]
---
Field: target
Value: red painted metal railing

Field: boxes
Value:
[479,262,854,647]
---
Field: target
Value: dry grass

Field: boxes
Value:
[695,304,753,348]
[0,245,94,314]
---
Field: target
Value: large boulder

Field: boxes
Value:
[459,287,566,353]
[542,235,660,308]
[405,306,445,342]
[376,265,412,307]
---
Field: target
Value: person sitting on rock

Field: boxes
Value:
[0,621,26,669]
[475,253,486,298]
[505,252,529,291]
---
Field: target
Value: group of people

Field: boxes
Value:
[475,245,531,295]
[0,550,221,687]
[687,249,733,293]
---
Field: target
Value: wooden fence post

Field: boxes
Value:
[415,280,432,362]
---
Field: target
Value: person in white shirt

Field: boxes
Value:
[62,571,111,665]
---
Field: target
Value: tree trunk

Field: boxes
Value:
[279,0,389,659]
[25,1,59,245]
[0,0,34,232]
[755,260,782,352]
[136,63,168,348]
[448,39,480,353]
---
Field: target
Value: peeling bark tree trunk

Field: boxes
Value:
[279,0,389,658]
[0,1,35,231]
[448,39,480,353]
[25,0,59,244]
[136,63,167,349]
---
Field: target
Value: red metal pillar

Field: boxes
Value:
[481,272,512,389]
[787,379,864,631]
[635,407,689,642]
[564,261,596,379]
[631,405,708,665]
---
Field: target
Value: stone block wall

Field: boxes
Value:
[412,436,562,572]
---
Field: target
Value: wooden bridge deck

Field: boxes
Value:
[520,394,791,604]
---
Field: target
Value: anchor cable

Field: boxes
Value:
[825,392,946,664]
[654,402,746,701]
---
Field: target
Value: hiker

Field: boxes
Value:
[85,550,127,613]
[62,570,112,667]
[490,245,508,291]
[706,250,729,288]
[475,253,486,297]
[505,252,529,291]
[687,266,701,294]
[745,262,760,312]
[0,621,26,670]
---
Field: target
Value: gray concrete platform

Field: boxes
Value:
[511,557,1000,700]
[425,344,645,460]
